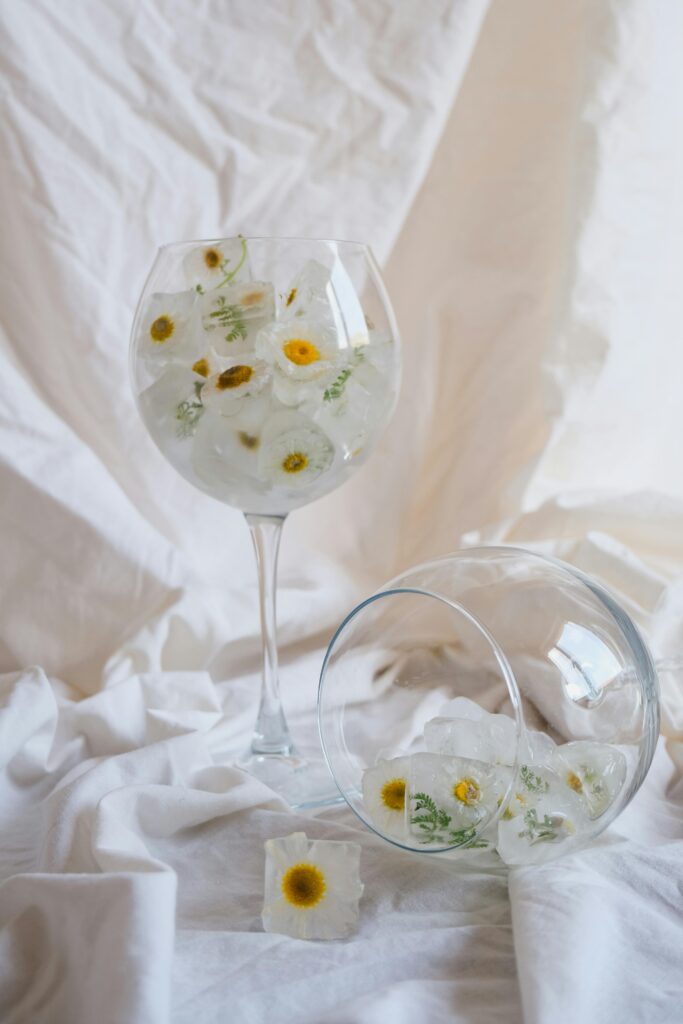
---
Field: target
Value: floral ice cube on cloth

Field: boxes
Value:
[201,280,276,356]
[496,763,588,865]
[262,832,363,941]
[361,756,411,840]
[407,753,509,849]
[183,237,252,291]
[553,741,627,819]
[137,290,203,369]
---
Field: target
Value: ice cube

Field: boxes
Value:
[438,697,484,721]
[201,280,275,356]
[361,756,411,841]
[281,260,336,325]
[425,709,517,766]
[407,752,509,850]
[497,764,588,866]
[553,741,627,819]
[192,396,270,489]
[139,365,204,443]
[137,290,203,371]
[183,238,252,291]
[521,729,557,767]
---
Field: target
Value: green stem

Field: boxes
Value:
[210,236,248,291]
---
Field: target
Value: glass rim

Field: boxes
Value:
[317,585,525,854]
[157,234,374,254]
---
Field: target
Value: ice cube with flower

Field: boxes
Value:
[137,290,202,369]
[262,831,363,940]
[553,741,627,819]
[192,393,272,492]
[407,752,510,849]
[258,410,335,491]
[183,237,252,291]
[200,355,271,417]
[361,756,411,840]
[495,762,587,865]
[201,280,275,357]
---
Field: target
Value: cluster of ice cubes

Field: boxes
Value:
[134,243,398,515]
[362,696,628,865]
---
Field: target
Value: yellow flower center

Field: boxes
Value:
[217,365,253,390]
[566,771,583,793]
[238,431,259,450]
[453,778,481,806]
[283,339,321,366]
[192,358,210,377]
[203,247,222,269]
[282,452,308,474]
[150,315,175,343]
[281,863,327,908]
[241,290,265,307]
[285,287,297,307]
[380,778,406,812]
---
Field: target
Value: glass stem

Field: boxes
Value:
[245,512,295,757]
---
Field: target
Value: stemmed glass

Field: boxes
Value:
[129,236,401,806]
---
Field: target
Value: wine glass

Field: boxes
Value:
[129,236,401,806]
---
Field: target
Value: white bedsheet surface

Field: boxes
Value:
[1,1,683,1022]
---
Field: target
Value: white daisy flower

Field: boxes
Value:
[553,741,627,819]
[137,290,202,367]
[258,412,334,489]
[192,394,270,487]
[262,832,363,940]
[200,355,271,417]
[361,756,411,840]
[408,753,508,848]
[256,319,339,383]
[201,280,275,356]
[183,237,251,291]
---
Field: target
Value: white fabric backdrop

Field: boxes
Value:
[1,0,683,1022]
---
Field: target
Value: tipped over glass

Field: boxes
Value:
[318,547,660,863]
[130,236,401,806]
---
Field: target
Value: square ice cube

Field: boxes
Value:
[497,764,588,865]
[425,708,517,765]
[201,280,275,355]
[407,752,508,851]
[553,741,627,819]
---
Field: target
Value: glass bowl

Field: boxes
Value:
[318,547,660,865]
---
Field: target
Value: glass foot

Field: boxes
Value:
[238,751,344,809]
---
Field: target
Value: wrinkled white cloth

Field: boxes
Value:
[2,0,683,1022]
